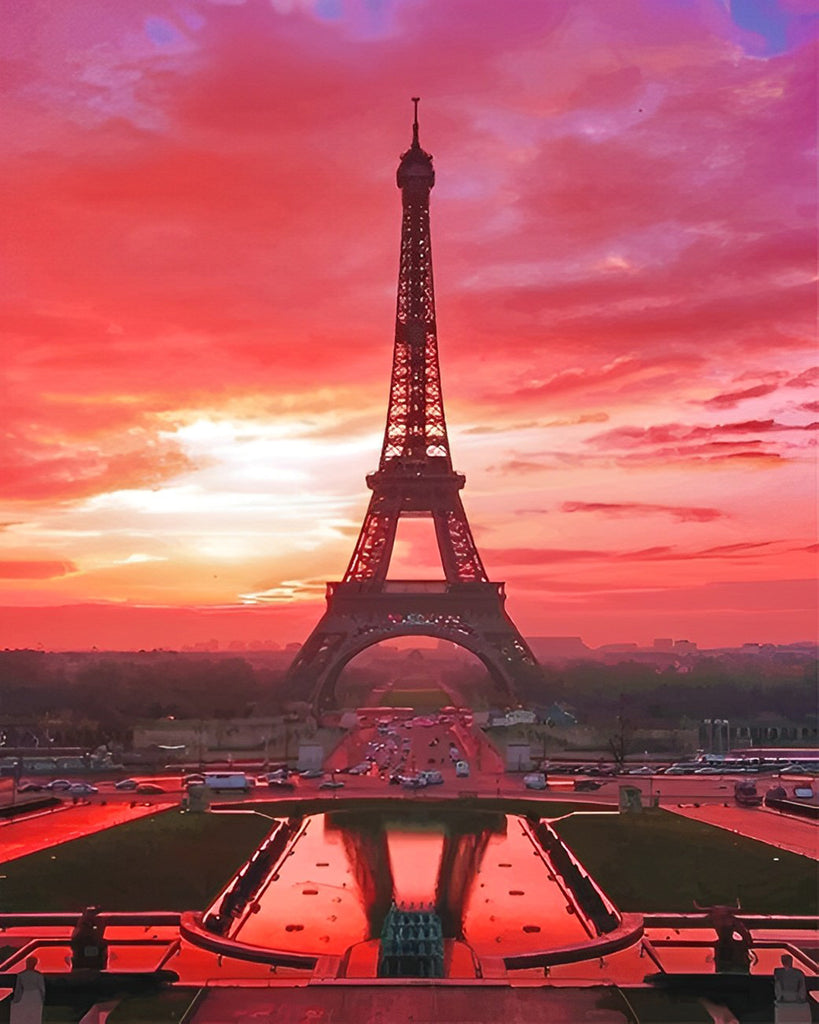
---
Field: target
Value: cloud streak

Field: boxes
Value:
[562,502,726,523]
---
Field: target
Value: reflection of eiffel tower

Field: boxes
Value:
[287,100,539,711]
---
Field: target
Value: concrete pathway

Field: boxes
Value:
[189,984,633,1023]
[666,804,818,859]
[0,801,176,864]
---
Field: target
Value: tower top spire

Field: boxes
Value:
[397,96,434,190]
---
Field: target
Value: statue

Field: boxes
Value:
[774,953,810,1023]
[694,900,754,973]
[69,906,108,971]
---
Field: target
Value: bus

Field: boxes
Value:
[728,747,819,769]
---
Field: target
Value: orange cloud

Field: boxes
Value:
[0,561,77,579]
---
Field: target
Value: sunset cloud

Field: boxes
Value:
[1,0,815,650]
[561,502,726,523]
[0,561,78,580]
[703,384,781,408]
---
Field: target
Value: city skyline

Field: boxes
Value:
[2,0,817,652]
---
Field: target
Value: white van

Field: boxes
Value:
[201,771,253,792]
[455,760,470,778]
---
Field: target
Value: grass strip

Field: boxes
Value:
[611,988,714,1022]
[554,809,818,914]
[106,990,198,1022]
[0,809,272,912]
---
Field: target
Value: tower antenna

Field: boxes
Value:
[411,96,420,145]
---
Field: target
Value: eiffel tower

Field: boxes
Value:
[288,101,539,711]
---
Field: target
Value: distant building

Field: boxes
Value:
[653,638,674,651]
[527,637,591,660]
[673,640,698,653]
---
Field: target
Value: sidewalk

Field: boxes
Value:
[0,801,175,864]
[188,984,635,1023]
[666,803,818,859]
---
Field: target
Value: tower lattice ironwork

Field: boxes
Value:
[287,101,539,710]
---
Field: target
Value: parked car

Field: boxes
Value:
[67,782,98,795]
[265,779,295,791]
[420,770,443,785]
[523,773,548,790]
[183,774,206,787]
[400,775,427,789]
[17,782,44,793]
[115,778,139,790]
[136,783,165,794]
[734,780,762,807]
[574,779,603,791]
[45,779,74,791]
[764,785,787,806]
[257,771,290,784]
[319,779,345,790]
[299,769,324,779]
[348,763,372,776]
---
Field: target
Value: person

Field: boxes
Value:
[10,956,45,1024]
[774,953,811,1023]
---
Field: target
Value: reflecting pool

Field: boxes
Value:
[225,808,594,959]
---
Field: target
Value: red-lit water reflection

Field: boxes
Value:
[226,810,593,959]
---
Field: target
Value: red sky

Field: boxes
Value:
[2,0,817,651]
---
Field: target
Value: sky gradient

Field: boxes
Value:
[2,0,817,651]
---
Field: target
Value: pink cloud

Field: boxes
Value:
[587,418,817,454]
[483,540,780,567]
[703,384,780,408]
[562,501,725,523]
[0,437,195,503]
[786,366,819,387]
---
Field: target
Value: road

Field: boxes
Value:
[2,716,816,862]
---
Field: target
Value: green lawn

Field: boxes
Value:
[554,809,818,914]
[0,809,273,912]
[106,990,198,1022]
